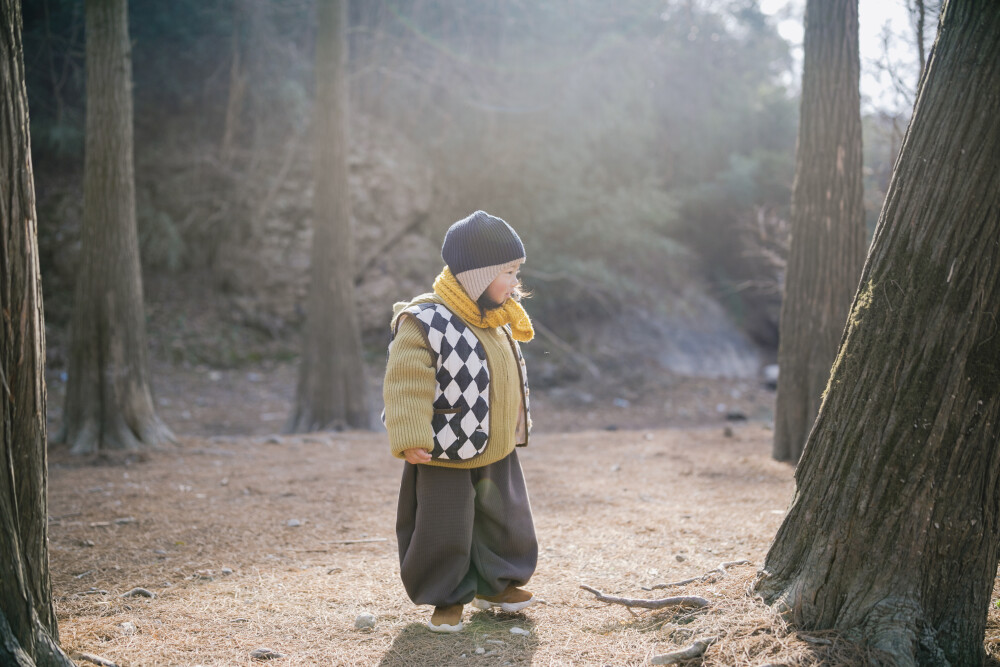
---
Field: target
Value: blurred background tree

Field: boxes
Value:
[19,0,926,413]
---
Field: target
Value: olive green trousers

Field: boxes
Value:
[396,451,537,607]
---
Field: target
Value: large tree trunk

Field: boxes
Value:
[57,0,173,454]
[287,0,371,432]
[754,3,1000,665]
[772,0,866,463]
[0,2,75,664]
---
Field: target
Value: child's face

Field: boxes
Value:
[484,260,524,305]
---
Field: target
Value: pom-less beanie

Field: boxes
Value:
[441,211,525,300]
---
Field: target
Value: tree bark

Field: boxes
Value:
[773,0,866,463]
[287,0,371,432]
[0,1,75,663]
[56,0,174,454]
[755,3,1000,665]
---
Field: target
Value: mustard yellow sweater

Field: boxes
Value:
[383,293,529,469]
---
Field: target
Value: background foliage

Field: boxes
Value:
[22,0,906,374]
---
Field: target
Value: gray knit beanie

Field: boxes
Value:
[442,211,525,300]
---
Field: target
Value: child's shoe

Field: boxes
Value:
[471,585,535,612]
[428,604,464,633]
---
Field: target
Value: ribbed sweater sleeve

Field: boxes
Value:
[383,315,437,458]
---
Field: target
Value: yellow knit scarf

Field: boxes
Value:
[433,267,534,342]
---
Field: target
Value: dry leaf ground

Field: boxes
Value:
[45,370,1000,666]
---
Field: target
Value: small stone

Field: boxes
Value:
[221,567,234,576]
[474,647,485,655]
[610,464,621,472]
[120,621,136,636]
[354,612,377,630]
[250,648,285,661]
[509,626,530,636]
[266,436,282,444]
[287,519,301,528]
[675,554,687,562]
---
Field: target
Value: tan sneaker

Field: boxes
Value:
[471,585,535,612]
[428,604,464,633]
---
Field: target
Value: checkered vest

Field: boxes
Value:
[386,302,530,461]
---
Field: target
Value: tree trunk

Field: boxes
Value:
[0,2,75,664]
[287,0,371,432]
[773,0,866,463]
[754,3,1000,665]
[57,0,173,453]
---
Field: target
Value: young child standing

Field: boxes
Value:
[383,210,537,633]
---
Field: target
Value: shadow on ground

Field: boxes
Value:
[379,612,538,666]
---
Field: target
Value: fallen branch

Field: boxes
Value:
[580,585,709,610]
[647,559,751,590]
[650,636,718,665]
[325,537,387,545]
[73,653,119,667]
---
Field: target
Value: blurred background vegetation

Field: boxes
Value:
[22,0,911,390]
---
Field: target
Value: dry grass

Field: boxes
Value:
[47,423,1000,666]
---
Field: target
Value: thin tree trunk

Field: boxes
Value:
[219,20,245,164]
[287,0,370,432]
[773,0,866,463]
[57,0,173,453]
[755,3,1000,665]
[0,1,75,663]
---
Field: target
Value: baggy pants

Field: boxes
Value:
[396,450,537,607]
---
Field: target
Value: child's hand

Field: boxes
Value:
[403,448,432,464]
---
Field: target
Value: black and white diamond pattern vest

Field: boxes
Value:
[386,302,530,461]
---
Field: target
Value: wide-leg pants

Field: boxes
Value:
[396,450,537,607]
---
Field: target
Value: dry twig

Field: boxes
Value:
[580,585,709,610]
[326,537,387,545]
[651,636,718,665]
[73,653,119,667]
[647,559,751,590]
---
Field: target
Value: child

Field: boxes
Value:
[383,210,537,633]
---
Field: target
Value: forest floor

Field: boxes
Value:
[43,365,1000,667]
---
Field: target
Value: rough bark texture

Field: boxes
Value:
[58,0,173,453]
[287,0,371,432]
[773,0,866,463]
[0,2,75,664]
[755,3,1000,665]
